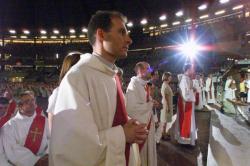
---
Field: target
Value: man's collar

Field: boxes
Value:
[92,52,115,70]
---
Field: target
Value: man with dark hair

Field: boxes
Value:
[175,63,197,146]
[2,91,49,166]
[126,61,157,166]
[50,11,148,166]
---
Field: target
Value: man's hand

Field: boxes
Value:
[123,119,148,144]
[35,154,48,166]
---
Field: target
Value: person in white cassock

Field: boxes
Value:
[2,91,49,166]
[200,74,207,106]
[193,74,203,110]
[49,11,148,166]
[47,52,81,133]
[175,64,197,146]
[0,97,11,166]
[205,74,216,104]
[126,61,157,166]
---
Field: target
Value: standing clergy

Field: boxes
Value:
[2,91,49,166]
[126,61,157,166]
[193,74,203,110]
[50,11,148,166]
[175,64,197,146]
[200,74,207,106]
[205,74,216,104]
[0,97,12,166]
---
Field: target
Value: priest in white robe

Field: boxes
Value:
[205,74,216,104]
[2,91,49,166]
[193,74,203,110]
[49,11,148,166]
[175,64,197,146]
[126,62,157,166]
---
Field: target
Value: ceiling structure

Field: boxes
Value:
[0,0,209,29]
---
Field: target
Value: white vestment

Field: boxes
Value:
[126,76,157,166]
[2,111,49,166]
[246,80,250,103]
[224,79,235,100]
[0,129,11,166]
[205,77,216,104]
[50,53,140,166]
[175,75,197,145]
[46,87,59,114]
[193,79,203,110]
[200,78,207,105]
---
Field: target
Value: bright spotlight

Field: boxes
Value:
[179,40,201,58]
[220,0,230,4]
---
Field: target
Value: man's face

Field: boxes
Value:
[0,103,8,118]
[103,17,132,59]
[140,63,152,80]
[20,94,36,116]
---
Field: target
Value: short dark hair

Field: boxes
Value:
[87,10,127,46]
[17,91,35,106]
[183,63,192,72]
[134,61,147,73]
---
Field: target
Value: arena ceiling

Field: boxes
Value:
[0,0,218,29]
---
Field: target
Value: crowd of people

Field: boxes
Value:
[0,10,240,166]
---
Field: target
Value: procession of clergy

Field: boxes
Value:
[0,63,219,166]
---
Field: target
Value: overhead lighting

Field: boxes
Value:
[199,14,209,19]
[79,34,86,38]
[232,5,243,10]
[149,26,155,30]
[160,24,168,28]
[60,36,64,39]
[82,28,88,33]
[9,29,16,34]
[185,18,193,23]
[172,21,181,26]
[10,36,17,38]
[140,19,148,25]
[219,0,230,4]
[178,39,201,58]
[69,29,75,34]
[70,35,76,38]
[215,10,225,15]
[198,4,207,11]
[50,36,57,39]
[53,29,59,34]
[41,36,47,39]
[176,11,183,17]
[159,15,167,21]
[40,30,47,34]
[127,22,133,27]
[20,36,27,39]
[23,30,30,35]
[56,53,59,59]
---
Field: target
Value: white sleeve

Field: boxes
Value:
[50,72,126,166]
[0,132,11,166]
[3,123,40,166]
[46,88,58,114]
[125,81,153,123]
[179,78,194,102]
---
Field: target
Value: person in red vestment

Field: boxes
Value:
[175,64,197,146]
